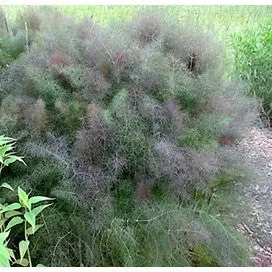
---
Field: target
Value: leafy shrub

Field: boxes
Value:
[0,183,53,267]
[0,135,53,267]
[231,19,272,125]
[0,9,258,267]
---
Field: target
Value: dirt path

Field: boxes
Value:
[237,127,272,266]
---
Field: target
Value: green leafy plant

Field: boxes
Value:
[0,184,53,267]
[0,135,53,267]
[0,135,26,175]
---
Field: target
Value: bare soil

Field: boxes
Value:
[237,127,272,266]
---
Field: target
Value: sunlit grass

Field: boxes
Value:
[58,6,272,34]
[5,5,272,33]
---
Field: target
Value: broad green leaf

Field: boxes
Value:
[3,157,18,166]
[0,231,10,243]
[19,240,30,262]
[0,203,21,214]
[15,258,29,266]
[3,240,10,247]
[8,249,15,261]
[5,216,24,230]
[29,196,54,205]
[0,136,15,146]
[0,144,14,156]
[26,224,43,235]
[16,156,26,165]
[3,156,26,167]
[24,211,36,232]
[0,135,14,141]
[4,210,22,219]
[25,200,32,211]
[0,183,14,192]
[18,187,29,208]
[0,219,6,229]
[0,244,10,267]
[32,204,52,217]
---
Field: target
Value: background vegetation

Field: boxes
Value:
[232,19,272,126]
[0,5,270,267]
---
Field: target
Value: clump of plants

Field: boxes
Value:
[0,8,258,266]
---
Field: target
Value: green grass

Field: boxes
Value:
[231,18,272,125]
[57,6,272,32]
[5,5,272,32]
